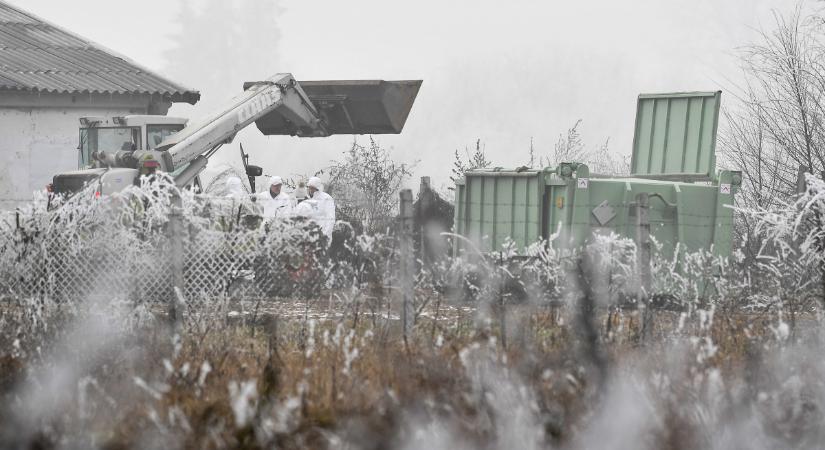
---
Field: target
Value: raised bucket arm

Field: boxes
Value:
[156,73,323,169]
[158,75,422,188]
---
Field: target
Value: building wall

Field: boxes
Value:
[0,92,172,210]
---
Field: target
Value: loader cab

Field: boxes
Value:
[78,115,188,169]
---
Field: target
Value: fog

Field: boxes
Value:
[14,0,803,191]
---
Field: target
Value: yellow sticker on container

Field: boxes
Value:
[556,196,564,209]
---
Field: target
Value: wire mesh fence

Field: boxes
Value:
[0,180,400,308]
[1,176,820,319]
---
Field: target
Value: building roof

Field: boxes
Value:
[0,1,199,104]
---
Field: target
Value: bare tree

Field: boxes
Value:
[719,6,825,256]
[526,137,535,168]
[541,120,590,167]
[327,138,414,234]
[721,6,825,209]
[449,139,491,190]
[540,120,629,175]
[588,138,630,175]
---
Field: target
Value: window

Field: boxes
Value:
[147,124,185,150]
[79,127,140,168]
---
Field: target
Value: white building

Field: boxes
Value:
[0,1,199,209]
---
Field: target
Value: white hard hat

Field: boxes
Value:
[269,176,283,186]
[307,176,323,190]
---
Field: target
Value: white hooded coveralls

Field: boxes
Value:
[224,176,245,198]
[255,176,292,219]
[294,177,335,237]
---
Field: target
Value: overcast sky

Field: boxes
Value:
[12,0,805,191]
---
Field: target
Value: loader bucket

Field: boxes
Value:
[253,79,422,136]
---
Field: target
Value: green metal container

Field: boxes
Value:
[453,91,742,258]
[454,169,545,253]
[455,163,742,255]
[454,166,741,257]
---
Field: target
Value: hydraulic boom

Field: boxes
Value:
[51,73,421,196]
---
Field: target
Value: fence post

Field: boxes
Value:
[497,251,507,351]
[168,191,184,331]
[399,189,415,343]
[418,177,432,266]
[635,192,651,294]
[635,192,651,339]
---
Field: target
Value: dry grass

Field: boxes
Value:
[0,291,820,449]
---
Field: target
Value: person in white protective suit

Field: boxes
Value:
[221,176,251,223]
[293,182,308,205]
[293,176,335,237]
[255,176,292,219]
[224,176,245,198]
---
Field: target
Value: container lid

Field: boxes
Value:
[630,91,721,180]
